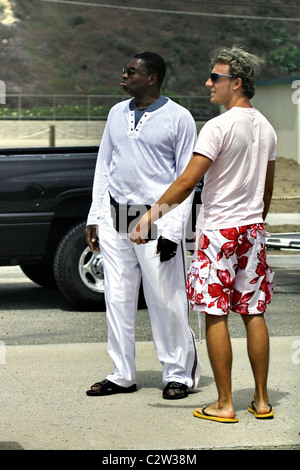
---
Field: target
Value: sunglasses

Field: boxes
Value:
[122,67,137,77]
[122,67,153,77]
[209,72,233,81]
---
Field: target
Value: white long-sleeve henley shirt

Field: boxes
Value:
[87,97,197,243]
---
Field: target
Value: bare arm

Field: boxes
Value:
[263,160,275,220]
[130,153,212,244]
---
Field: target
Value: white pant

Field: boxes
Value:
[98,193,201,388]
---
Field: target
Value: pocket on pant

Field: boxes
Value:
[264,265,274,304]
[187,260,211,306]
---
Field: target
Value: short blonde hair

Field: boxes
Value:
[210,46,260,99]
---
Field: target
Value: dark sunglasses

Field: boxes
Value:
[122,67,137,77]
[122,67,153,77]
[209,72,233,81]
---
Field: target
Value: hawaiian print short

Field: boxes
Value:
[187,224,274,315]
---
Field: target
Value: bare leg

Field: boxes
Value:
[242,314,271,414]
[195,314,236,419]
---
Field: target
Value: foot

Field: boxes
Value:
[86,379,137,396]
[248,401,274,419]
[162,382,189,400]
[194,402,238,423]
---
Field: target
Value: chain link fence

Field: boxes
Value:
[0,94,218,121]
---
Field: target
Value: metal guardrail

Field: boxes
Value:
[0,94,215,121]
[266,233,300,250]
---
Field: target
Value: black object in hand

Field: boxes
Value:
[156,236,178,262]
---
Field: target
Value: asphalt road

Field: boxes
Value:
[0,264,299,346]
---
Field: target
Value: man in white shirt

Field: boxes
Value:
[131,47,276,422]
[86,51,201,398]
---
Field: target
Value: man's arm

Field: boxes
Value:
[130,153,212,244]
[263,160,275,220]
[86,107,115,228]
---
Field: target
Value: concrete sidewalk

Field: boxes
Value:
[0,336,299,451]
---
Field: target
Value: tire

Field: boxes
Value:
[54,221,105,310]
[20,260,57,289]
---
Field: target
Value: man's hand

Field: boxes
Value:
[130,213,151,245]
[156,236,178,262]
[85,224,100,251]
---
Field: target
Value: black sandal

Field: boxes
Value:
[162,381,188,400]
[86,379,137,396]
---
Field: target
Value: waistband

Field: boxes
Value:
[109,192,151,212]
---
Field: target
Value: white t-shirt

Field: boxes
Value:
[87,97,197,243]
[194,107,277,230]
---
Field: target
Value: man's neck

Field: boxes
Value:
[226,95,252,110]
[134,92,160,109]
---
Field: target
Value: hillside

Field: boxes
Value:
[1,0,300,95]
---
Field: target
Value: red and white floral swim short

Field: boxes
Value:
[187,224,274,315]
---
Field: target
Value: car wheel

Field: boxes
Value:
[54,221,105,310]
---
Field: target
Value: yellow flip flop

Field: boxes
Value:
[193,407,239,423]
[248,401,274,419]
